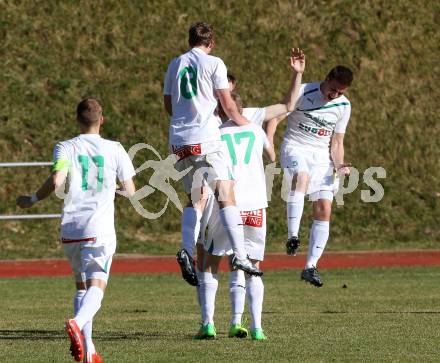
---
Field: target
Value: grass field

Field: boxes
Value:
[1,267,440,362]
[0,0,439,259]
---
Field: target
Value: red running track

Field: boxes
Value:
[1,250,440,278]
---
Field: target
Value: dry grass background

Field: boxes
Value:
[0,0,439,258]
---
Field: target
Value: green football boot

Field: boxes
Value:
[194,323,216,340]
[228,323,248,338]
[251,328,267,341]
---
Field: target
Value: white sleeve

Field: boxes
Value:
[212,58,230,90]
[163,61,173,95]
[334,103,351,133]
[52,142,70,172]
[117,143,136,182]
[53,142,67,161]
[243,108,266,128]
[295,84,307,108]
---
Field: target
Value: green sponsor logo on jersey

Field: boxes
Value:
[303,113,335,129]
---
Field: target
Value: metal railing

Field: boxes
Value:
[0,162,61,220]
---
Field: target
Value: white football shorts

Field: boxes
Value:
[62,235,116,283]
[174,144,233,195]
[280,143,338,200]
[204,207,266,262]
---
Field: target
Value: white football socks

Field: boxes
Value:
[181,207,202,257]
[73,289,86,315]
[199,272,218,325]
[219,206,247,260]
[287,191,305,238]
[74,286,104,331]
[306,220,330,269]
[83,321,95,354]
[196,268,203,307]
[246,276,264,330]
[229,270,246,325]
[73,290,95,353]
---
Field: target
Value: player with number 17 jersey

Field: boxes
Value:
[204,107,271,260]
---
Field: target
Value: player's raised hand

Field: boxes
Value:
[290,48,305,74]
[16,196,34,208]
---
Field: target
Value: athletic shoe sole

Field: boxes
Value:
[233,261,263,277]
[176,249,198,286]
[65,319,84,362]
[286,236,300,256]
[301,269,324,287]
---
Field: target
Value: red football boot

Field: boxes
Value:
[64,319,84,362]
[84,352,103,363]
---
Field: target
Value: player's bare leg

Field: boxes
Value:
[286,172,309,255]
[301,197,332,287]
[216,180,262,276]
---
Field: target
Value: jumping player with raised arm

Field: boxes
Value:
[17,98,136,363]
[163,22,262,286]
[194,49,305,340]
[267,65,353,287]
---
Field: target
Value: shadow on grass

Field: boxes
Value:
[322,310,440,314]
[0,330,174,341]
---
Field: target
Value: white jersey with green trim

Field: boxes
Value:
[220,107,270,211]
[52,134,135,241]
[284,82,351,150]
[164,47,230,147]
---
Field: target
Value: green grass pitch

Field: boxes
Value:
[1,267,440,362]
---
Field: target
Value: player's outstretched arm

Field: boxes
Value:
[263,144,276,163]
[264,113,290,147]
[16,170,67,208]
[216,89,250,126]
[284,48,305,111]
[264,117,281,147]
[264,48,305,121]
[331,133,351,176]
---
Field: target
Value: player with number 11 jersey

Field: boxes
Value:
[16,98,136,363]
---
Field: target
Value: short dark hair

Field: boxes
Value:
[188,22,214,47]
[227,73,237,87]
[76,98,102,126]
[326,65,353,86]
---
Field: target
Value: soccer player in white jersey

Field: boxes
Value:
[269,65,353,287]
[163,22,262,285]
[194,49,305,340]
[16,98,136,363]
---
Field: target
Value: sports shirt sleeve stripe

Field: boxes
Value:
[334,102,351,134]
